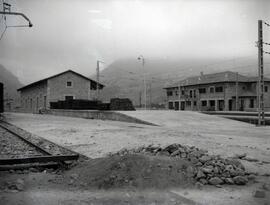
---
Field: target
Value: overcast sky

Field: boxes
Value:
[0,0,269,84]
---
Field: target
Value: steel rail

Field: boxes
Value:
[0,121,79,167]
[0,122,51,155]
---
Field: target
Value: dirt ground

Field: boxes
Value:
[1,111,270,205]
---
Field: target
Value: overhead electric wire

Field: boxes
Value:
[0,8,7,41]
[264,21,270,27]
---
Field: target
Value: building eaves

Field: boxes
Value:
[17,70,105,91]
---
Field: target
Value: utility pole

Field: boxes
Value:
[137,55,146,110]
[0,1,33,41]
[139,91,142,108]
[96,60,104,101]
[149,80,152,110]
[235,72,239,111]
[257,20,265,126]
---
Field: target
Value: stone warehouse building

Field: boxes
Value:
[164,71,270,112]
[17,70,104,113]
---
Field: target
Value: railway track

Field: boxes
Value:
[0,120,80,169]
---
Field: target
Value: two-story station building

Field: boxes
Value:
[17,70,104,113]
[164,71,270,112]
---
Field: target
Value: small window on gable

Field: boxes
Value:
[65,96,74,101]
[67,81,72,87]
[167,91,173,96]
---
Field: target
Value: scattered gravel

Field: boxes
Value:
[0,121,76,156]
[0,127,42,158]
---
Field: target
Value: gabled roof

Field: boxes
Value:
[18,70,105,91]
[164,71,270,89]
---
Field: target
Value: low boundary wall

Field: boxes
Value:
[48,109,157,126]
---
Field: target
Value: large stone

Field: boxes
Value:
[262,183,270,191]
[247,174,256,181]
[208,177,223,185]
[225,165,234,172]
[190,157,199,164]
[201,167,213,174]
[213,167,220,174]
[163,144,179,154]
[199,178,208,185]
[181,153,187,158]
[253,190,266,198]
[196,170,206,179]
[227,158,245,170]
[224,178,234,185]
[171,150,180,157]
[199,155,212,163]
[233,176,248,185]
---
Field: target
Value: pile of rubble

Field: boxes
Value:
[110,144,255,186]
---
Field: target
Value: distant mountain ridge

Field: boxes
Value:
[97,57,270,106]
[0,64,22,109]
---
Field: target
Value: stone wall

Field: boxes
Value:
[19,81,48,113]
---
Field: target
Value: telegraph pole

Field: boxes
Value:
[96,60,104,101]
[257,20,265,126]
[0,1,33,41]
[235,72,239,111]
[137,55,146,110]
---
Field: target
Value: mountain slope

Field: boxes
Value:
[96,57,270,106]
[0,64,23,109]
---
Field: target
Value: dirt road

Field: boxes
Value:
[1,111,270,205]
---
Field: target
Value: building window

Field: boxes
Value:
[186,101,191,106]
[215,86,223,93]
[175,91,178,96]
[209,87,214,93]
[193,90,196,98]
[201,100,207,106]
[168,102,174,109]
[181,90,185,95]
[249,99,254,108]
[265,86,268,93]
[167,91,173,96]
[189,90,193,98]
[209,100,215,107]
[193,101,197,106]
[65,96,74,101]
[66,81,73,87]
[198,88,206,94]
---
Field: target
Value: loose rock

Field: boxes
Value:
[253,190,266,198]
[209,177,223,185]
[233,176,248,185]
